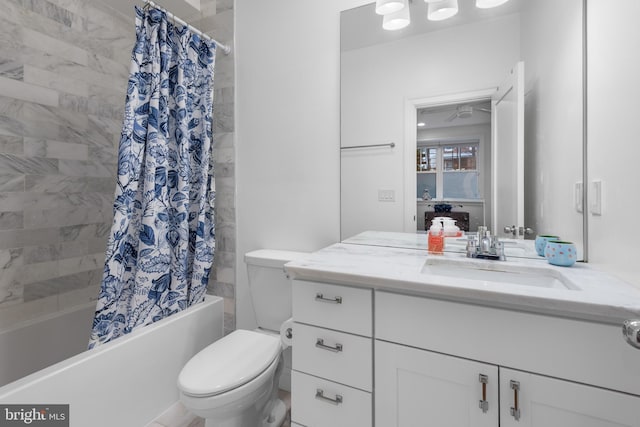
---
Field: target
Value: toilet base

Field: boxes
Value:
[264,398,287,427]
[203,398,286,427]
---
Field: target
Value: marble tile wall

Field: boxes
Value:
[192,0,237,335]
[0,0,237,334]
[0,0,132,330]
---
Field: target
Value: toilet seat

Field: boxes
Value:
[178,329,281,397]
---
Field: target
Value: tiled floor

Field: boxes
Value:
[145,402,203,427]
[148,390,291,427]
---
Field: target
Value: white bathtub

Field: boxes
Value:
[0,302,96,387]
[0,296,224,427]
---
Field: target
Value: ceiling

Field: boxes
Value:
[418,100,492,130]
[341,0,523,52]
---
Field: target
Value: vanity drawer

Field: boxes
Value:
[293,323,372,391]
[291,371,372,427]
[292,280,372,336]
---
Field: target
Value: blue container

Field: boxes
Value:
[545,241,577,267]
[535,234,560,257]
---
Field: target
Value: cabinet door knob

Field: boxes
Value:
[315,293,342,304]
[623,319,640,349]
[315,389,343,405]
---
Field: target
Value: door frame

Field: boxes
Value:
[491,61,525,238]
[403,88,496,233]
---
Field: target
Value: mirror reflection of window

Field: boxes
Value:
[416,147,437,171]
[443,145,477,171]
[417,142,480,200]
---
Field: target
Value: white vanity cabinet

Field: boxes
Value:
[375,291,640,427]
[290,280,373,427]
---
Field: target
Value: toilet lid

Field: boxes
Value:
[178,329,281,397]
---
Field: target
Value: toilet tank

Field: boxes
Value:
[244,249,308,332]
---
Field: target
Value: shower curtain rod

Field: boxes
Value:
[142,0,231,54]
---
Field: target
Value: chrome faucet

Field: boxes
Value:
[466,228,506,261]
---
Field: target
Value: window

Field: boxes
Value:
[417,147,437,172]
[417,141,480,200]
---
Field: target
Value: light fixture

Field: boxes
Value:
[417,122,426,127]
[426,0,459,21]
[382,1,410,31]
[375,0,405,15]
[377,0,510,29]
[475,0,510,9]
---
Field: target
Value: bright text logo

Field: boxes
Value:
[0,405,68,427]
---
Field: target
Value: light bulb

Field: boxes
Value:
[427,0,459,21]
[383,3,410,31]
[375,0,405,15]
[476,0,510,9]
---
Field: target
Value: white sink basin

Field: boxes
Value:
[421,257,578,290]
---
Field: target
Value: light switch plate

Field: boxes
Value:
[378,189,395,202]
[590,180,602,216]
[574,182,583,213]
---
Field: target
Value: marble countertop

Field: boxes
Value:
[285,231,640,325]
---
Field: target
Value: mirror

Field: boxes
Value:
[340,0,584,260]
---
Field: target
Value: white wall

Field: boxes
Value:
[587,0,640,288]
[234,0,369,329]
[521,0,584,254]
[340,15,520,239]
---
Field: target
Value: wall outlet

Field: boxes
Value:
[378,189,395,202]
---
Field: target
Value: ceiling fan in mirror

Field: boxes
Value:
[444,104,491,122]
[418,103,492,125]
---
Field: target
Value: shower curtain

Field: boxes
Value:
[89,6,216,348]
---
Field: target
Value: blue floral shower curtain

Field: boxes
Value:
[89,6,216,348]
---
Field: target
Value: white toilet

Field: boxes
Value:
[178,249,307,427]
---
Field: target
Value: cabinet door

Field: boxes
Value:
[500,368,640,427]
[375,340,498,427]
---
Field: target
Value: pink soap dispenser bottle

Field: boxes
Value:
[428,219,444,255]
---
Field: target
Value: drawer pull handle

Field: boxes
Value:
[478,374,489,413]
[510,380,521,421]
[315,293,342,304]
[315,389,343,405]
[316,338,343,352]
